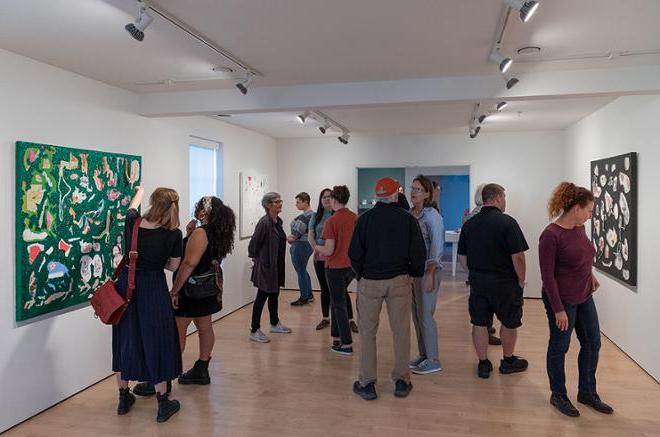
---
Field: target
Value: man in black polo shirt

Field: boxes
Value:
[458,183,529,379]
[349,177,426,400]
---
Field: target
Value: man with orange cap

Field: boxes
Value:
[349,177,426,400]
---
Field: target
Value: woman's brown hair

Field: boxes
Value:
[412,174,434,208]
[143,187,180,230]
[548,182,594,219]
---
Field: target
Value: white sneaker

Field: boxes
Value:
[249,329,271,343]
[270,322,292,334]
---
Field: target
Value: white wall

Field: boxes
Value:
[277,131,565,297]
[564,95,660,382]
[0,48,276,432]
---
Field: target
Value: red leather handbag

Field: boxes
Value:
[90,218,141,325]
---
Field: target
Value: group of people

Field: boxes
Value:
[109,175,613,424]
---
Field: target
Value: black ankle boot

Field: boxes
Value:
[178,359,211,385]
[117,388,136,415]
[156,392,180,423]
[134,380,171,396]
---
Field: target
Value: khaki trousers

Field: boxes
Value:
[357,274,412,386]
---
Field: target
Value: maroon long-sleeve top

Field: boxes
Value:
[538,223,595,314]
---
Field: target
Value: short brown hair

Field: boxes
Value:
[330,185,350,205]
[412,175,434,208]
[481,183,505,203]
[143,187,180,230]
[548,182,594,219]
[295,192,311,204]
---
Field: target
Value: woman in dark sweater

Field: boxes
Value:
[539,182,613,418]
[113,187,183,423]
[248,192,291,343]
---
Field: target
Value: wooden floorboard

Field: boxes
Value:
[6,272,660,437]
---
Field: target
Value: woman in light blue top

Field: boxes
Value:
[287,192,315,305]
[409,175,445,375]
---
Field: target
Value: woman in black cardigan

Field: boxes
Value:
[248,192,292,343]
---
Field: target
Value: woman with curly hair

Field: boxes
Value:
[171,196,236,385]
[539,182,613,418]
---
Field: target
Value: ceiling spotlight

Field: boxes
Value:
[319,121,331,134]
[236,71,256,95]
[469,126,481,139]
[502,73,519,90]
[296,112,309,124]
[338,132,350,145]
[125,1,154,42]
[490,50,512,74]
[478,114,489,123]
[505,0,540,23]
[496,101,508,111]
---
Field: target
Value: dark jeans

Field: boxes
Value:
[326,267,354,345]
[314,260,353,319]
[290,242,313,300]
[251,289,280,333]
[543,294,601,395]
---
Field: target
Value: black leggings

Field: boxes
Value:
[251,289,280,333]
[314,260,353,319]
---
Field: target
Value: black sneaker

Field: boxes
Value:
[353,381,377,400]
[290,298,307,306]
[394,379,413,398]
[133,382,156,396]
[550,393,580,417]
[178,359,211,385]
[331,344,353,356]
[307,296,315,303]
[117,388,136,415]
[577,392,614,414]
[499,356,529,374]
[478,359,493,379]
[156,393,180,423]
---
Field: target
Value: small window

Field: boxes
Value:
[189,143,223,218]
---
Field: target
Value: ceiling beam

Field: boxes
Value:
[138,64,660,117]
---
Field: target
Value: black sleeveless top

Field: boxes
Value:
[186,225,215,275]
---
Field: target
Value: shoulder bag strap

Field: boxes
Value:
[125,217,141,302]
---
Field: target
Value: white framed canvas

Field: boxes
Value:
[239,172,269,239]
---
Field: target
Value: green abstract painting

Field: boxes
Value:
[15,141,142,321]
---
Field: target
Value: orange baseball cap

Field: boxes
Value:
[374,177,400,198]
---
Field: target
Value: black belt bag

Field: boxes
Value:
[184,260,223,301]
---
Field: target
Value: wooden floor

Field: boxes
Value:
[7,272,660,437]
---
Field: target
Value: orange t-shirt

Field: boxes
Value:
[321,208,357,269]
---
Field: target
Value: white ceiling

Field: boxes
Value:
[0,0,658,137]
[219,97,615,138]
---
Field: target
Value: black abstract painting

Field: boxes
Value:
[590,152,637,287]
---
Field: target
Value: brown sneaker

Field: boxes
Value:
[315,319,330,330]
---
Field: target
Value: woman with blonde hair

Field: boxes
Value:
[113,187,184,423]
[539,182,613,418]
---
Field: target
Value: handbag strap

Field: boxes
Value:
[110,217,141,302]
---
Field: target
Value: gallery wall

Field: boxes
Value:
[0,48,277,432]
[276,131,566,296]
[564,94,660,382]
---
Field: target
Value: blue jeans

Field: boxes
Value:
[543,294,601,395]
[290,242,313,300]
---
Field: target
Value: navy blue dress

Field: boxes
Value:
[112,209,183,384]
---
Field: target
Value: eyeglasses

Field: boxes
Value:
[410,187,425,193]
[271,199,283,204]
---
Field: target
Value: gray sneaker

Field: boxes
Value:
[249,329,271,343]
[409,356,425,369]
[270,322,292,334]
[411,359,443,375]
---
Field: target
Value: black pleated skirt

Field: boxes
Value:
[112,269,182,384]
